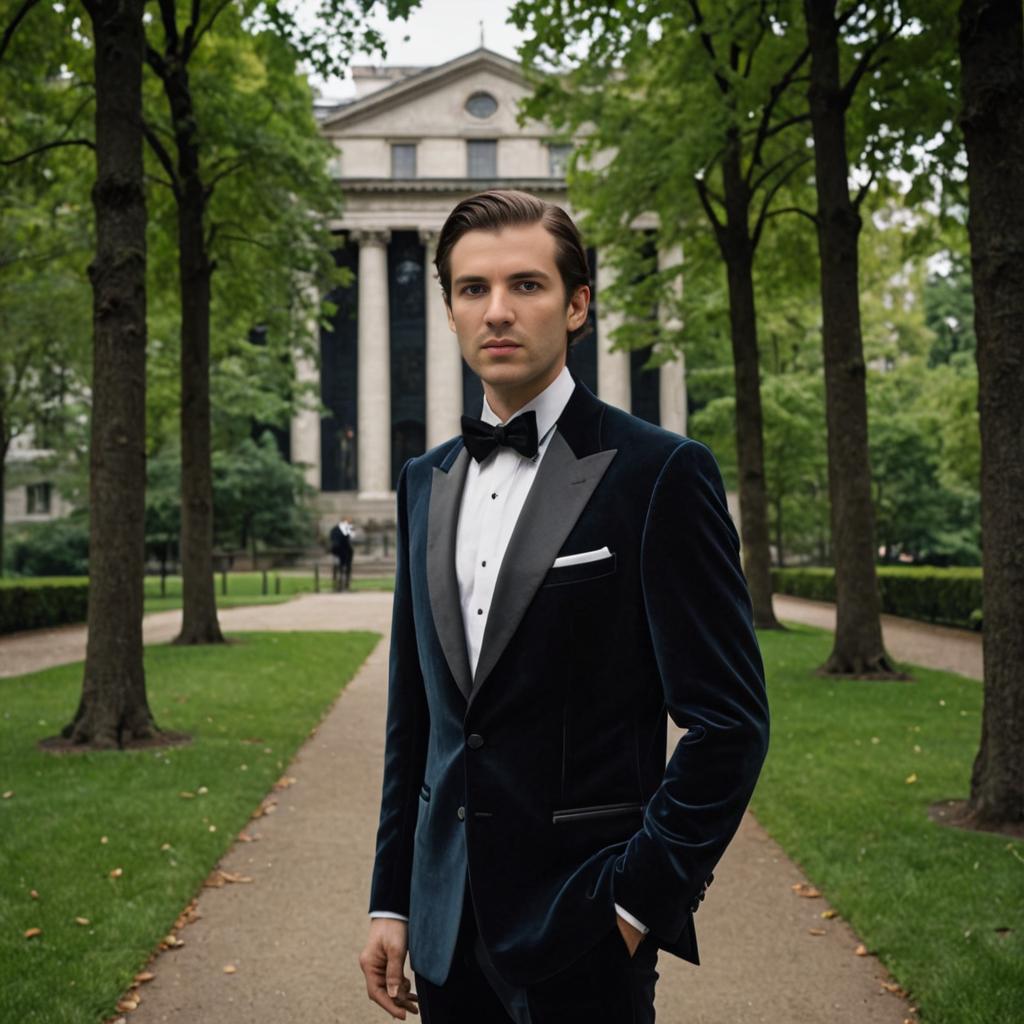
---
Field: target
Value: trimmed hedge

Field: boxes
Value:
[772,566,983,631]
[0,581,89,635]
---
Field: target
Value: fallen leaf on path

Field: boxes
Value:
[881,981,906,995]
[74,917,90,926]
[273,776,297,790]
[821,910,838,919]
[116,996,139,1012]
[162,933,184,949]
[808,928,826,936]
[134,972,155,984]
[791,882,822,898]
[854,944,868,956]
[223,964,237,974]
[237,833,256,843]
[24,927,42,939]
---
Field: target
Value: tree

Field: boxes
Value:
[802,0,900,673]
[140,0,417,646]
[800,0,958,673]
[958,0,1024,827]
[512,0,828,629]
[68,0,156,746]
[0,1,92,575]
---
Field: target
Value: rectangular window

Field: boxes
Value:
[26,482,52,515]
[391,143,417,178]
[548,143,572,177]
[467,140,497,178]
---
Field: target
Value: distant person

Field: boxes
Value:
[329,518,354,592]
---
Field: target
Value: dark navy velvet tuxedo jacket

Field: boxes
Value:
[369,377,769,988]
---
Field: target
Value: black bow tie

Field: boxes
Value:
[461,410,539,463]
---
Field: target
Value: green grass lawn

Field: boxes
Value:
[754,624,1022,1024]
[0,631,380,1024]
[141,572,395,613]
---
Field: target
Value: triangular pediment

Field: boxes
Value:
[320,47,541,135]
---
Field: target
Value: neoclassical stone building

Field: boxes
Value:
[294,47,687,527]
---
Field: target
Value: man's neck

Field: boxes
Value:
[483,361,566,423]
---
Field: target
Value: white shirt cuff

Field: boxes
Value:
[369,910,409,922]
[614,903,649,935]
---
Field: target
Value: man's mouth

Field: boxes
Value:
[482,340,521,354]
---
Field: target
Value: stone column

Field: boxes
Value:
[658,244,688,436]
[595,251,631,412]
[421,228,463,447]
[355,229,391,499]
[291,346,321,493]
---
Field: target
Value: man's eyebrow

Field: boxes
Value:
[452,269,553,285]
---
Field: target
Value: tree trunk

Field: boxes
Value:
[63,0,158,747]
[0,431,7,576]
[804,0,896,675]
[716,146,781,630]
[161,62,223,646]
[959,0,1024,827]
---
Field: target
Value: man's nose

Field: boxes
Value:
[484,287,515,328]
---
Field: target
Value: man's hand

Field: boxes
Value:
[359,919,419,1019]
[615,914,645,958]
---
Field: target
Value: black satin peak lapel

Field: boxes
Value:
[427,445,473,700]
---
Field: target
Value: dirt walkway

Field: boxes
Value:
[4,593,924,1022]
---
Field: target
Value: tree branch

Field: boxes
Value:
[156,0,179,53]
[142,120,181,198]
[190,0,234,55]
[852,168,877,210]
[839,15,903,109]
[759,205,819,228]
[1,138,95,166]
[694,174,725,235]
[204,159,247,197]
[745,43,811,188]
[0,0,41,64]
[751,155,813,250]
[687,0,731,95]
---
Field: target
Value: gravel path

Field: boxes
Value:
[3,592,947,1021]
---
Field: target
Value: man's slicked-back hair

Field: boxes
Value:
[434,189,593,348]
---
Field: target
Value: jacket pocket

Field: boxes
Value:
[419,783,431,802]
[551,801,643,824]
[542,551,617,588]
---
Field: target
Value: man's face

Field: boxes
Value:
[445,222,589,412]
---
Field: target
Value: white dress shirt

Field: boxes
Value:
[371,364,648,936]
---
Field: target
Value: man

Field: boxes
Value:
[329,517,354,591]
[359,190,769,1023]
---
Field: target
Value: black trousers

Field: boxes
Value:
[414,893,659,1024]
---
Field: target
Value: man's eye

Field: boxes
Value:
[517,281,540,292]
[463,284,486,296]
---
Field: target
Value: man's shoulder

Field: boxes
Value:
[598,401,709,471]
[400,436,464,486]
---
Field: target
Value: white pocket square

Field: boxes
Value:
[551,546,612,568]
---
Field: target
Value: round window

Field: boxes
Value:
[465,91,498,119]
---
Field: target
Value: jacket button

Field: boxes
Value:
[467,734,484,750]
[457,806,466,821]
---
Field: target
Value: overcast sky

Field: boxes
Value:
[308,0,528,101]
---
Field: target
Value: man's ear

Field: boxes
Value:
[567,284,591,330]
[444,292,456,333]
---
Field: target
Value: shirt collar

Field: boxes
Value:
[480,364,575,446]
